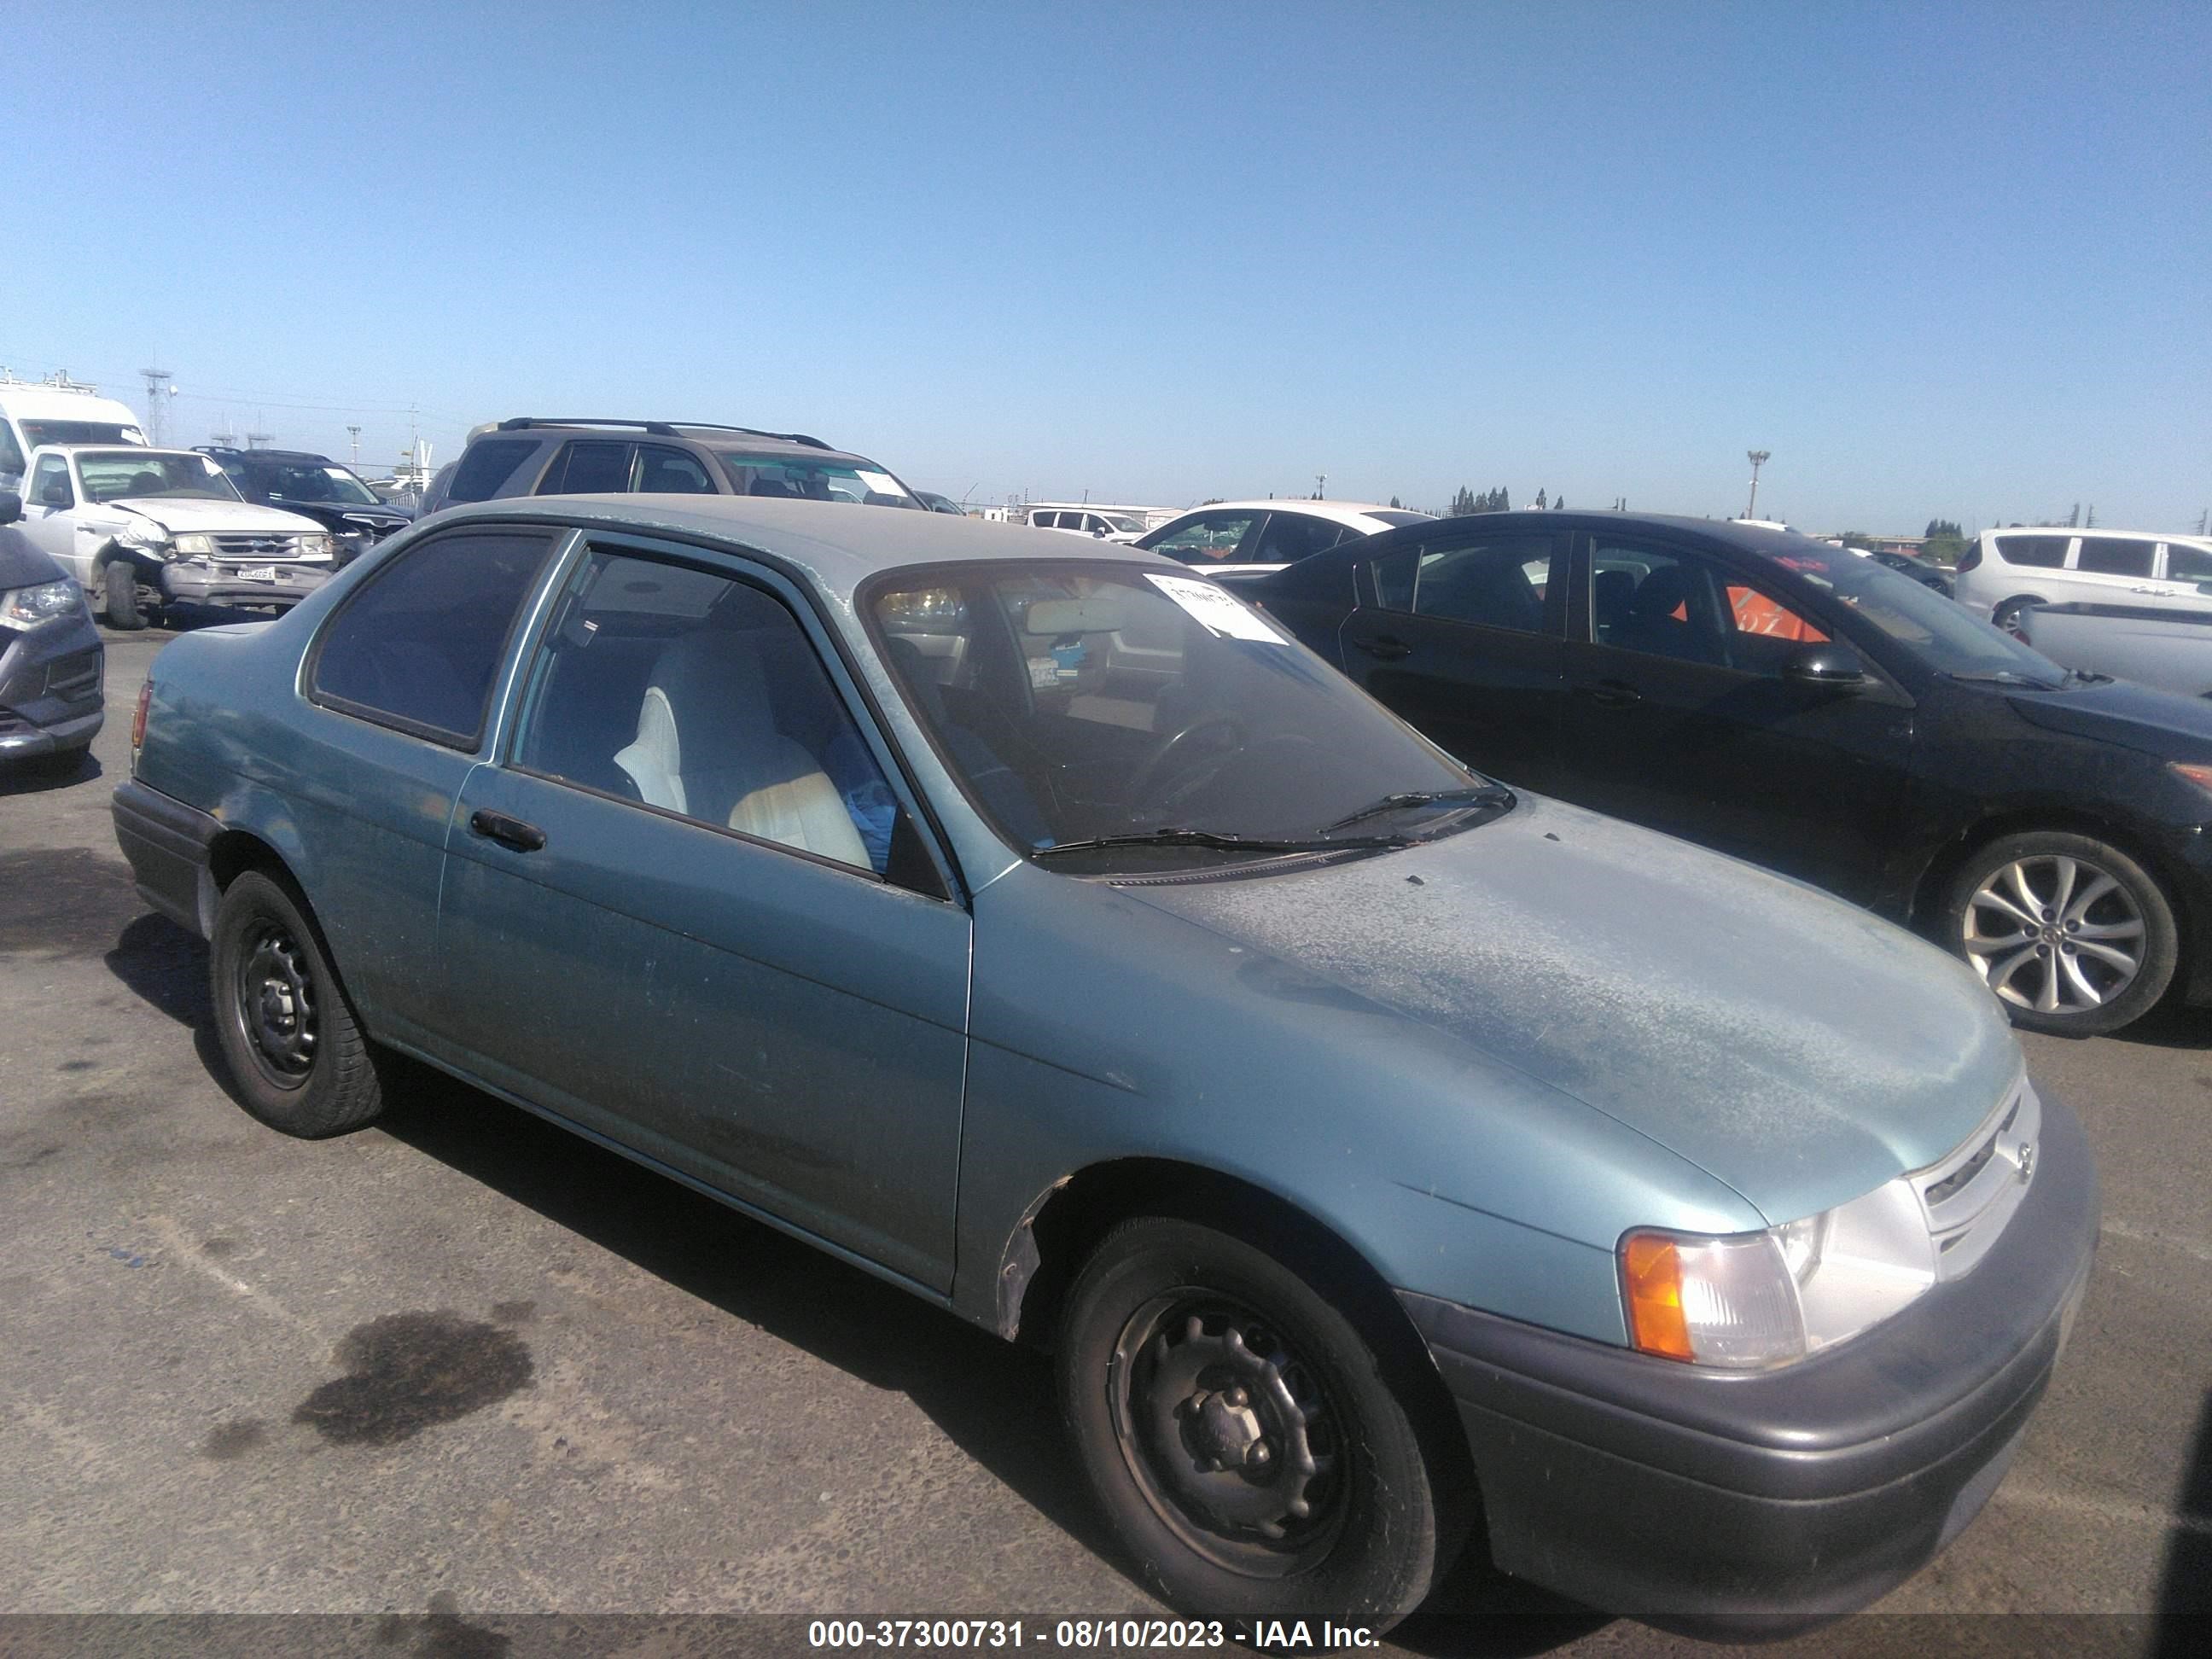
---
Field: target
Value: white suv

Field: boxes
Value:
[1954,528,2212,630]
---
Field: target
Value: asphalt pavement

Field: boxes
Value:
[2,618,2206,1656]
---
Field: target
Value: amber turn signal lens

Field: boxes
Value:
[1621,1232,1695,1361]
[131,679,152,755]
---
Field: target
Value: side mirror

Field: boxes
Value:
[1782,643,1868,688]
[38,480,70,509]
[2197,581,2212,597]
[0,491,20,526]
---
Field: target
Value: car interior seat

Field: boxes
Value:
[1592,568,1636,641]
[614,632,868,865]
[1419,552,1544,632]
[1615,566,1718,663]
[128,470,166,497]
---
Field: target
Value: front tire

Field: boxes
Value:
[1944,830,2179,1035]
[102,560,147,630]
[1990,595,2041,636]
[210,870,385,1136]
[1058,1216,1464,1632]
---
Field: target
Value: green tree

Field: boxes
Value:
[1388,495,1403,509]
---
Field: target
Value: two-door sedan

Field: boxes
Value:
[114,496,2094,1632]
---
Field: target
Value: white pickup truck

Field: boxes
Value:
[2016,601,2212,701]
[12,444,335,628]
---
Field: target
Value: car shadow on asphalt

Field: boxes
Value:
[99,905,1604,1650]
[0,747,102,797]
[2153,1386,2212,1651]
[2106,1002,2212,1052]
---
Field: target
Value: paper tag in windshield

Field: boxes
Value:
[1144,573,1286,643]
[854,470,904,499]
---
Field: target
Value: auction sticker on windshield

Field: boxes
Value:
[1144,573,1285,643]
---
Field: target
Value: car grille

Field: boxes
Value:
[1912,1074,2040,1281]
[44,649,101,701]
[212,534,302,558]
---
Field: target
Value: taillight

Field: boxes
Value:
[131,679,152,767]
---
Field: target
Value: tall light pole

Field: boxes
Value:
[1745,450,1771,520]
[140,366,173,445]
[346,424,362,466]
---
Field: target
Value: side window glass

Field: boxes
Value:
[1590,544,1728,667]
[2075,537,2154,578]
[32,454,73,507]
[515,548,899,876]
[2164,543,2212,584]
[543,440,632,495]
[1254,514,1342,565]
[309,531,558,747]
[1150,513,1256,563]
[1371,535,1555,635]
[634,445,715,493]
[1994,534,2069,569]
[1715,577,1828,675]
[445,438,543,504]
[0,423,23,475]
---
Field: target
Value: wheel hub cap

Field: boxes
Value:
[1962,853,2145,1016]
[237,927,317,1082]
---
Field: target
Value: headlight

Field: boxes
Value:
[118,519,169,550]
[293,533,335,560]
[172,533,215,556]
[0,579,84,631]
[1621,1177,1937,1370]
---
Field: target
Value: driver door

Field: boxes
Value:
[1556,533,1915,904]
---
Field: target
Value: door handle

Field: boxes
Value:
[469,809,546,853]
[1575,679,1643,707]
[1352,634,1414,661]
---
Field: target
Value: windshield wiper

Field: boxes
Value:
[1941,670,2067,689]
[1322,784,1516,834]
[1031,827,1409,861]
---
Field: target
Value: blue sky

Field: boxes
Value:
[7,2,2206,533]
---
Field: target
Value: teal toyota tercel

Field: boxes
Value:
[113,496,2095,1633]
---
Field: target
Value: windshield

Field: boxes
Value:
[78,451,244,504]
[718,452,918,508]
[254,462,384,507]
[1100,515,1144,534]
[870,560,1489,870]
[1764,539,2068,686]
[1371,511,1434,527]
[22,419,144,449]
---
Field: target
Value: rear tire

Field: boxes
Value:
[1943,830,2179,1036]
[210,870,386,1136]
[1058,1215,1466,1633]
[102,560,146,631]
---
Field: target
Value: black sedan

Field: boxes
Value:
[1242,510,2212,1036]
[1865,546,1956,597]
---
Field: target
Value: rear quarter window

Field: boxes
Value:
[1994,534,2070,569]
[308,529,559,748]
[445,439,544,504]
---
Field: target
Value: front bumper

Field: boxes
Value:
[0,620,104,760]
[159,559,331,609]
[1401,1088,2098,1630]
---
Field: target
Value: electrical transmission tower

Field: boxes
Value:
[140,366,173,445]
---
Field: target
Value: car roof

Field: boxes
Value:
[428,494,1182,604]
[1161,500,1423,527]
[32,444,207,461]
[199,446,335,466]
[482,420,864,463]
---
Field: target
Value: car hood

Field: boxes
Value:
[1125,793,2021,1224]
[114,499,324,536]
[1999,676,2212,760]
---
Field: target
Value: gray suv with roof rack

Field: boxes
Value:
[417,418,923,516]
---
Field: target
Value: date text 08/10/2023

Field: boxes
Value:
[806,1618,1378,1650]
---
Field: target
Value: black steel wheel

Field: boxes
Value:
[1059,1215,1466,1630]
[210,870,385,1136]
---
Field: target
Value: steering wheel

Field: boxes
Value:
[1126,714,1249,816]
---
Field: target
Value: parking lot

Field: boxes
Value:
[2,615,2207,1653]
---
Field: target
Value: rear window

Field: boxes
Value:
[1993,534,2070,569]
[308,530,558,747]
[1371,512,1432,528]
[445,438,544,504]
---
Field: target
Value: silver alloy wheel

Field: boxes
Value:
[1962,853,2145,1015]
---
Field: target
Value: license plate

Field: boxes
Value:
[241,565,278,582]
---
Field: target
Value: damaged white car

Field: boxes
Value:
[14,445,335,628]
